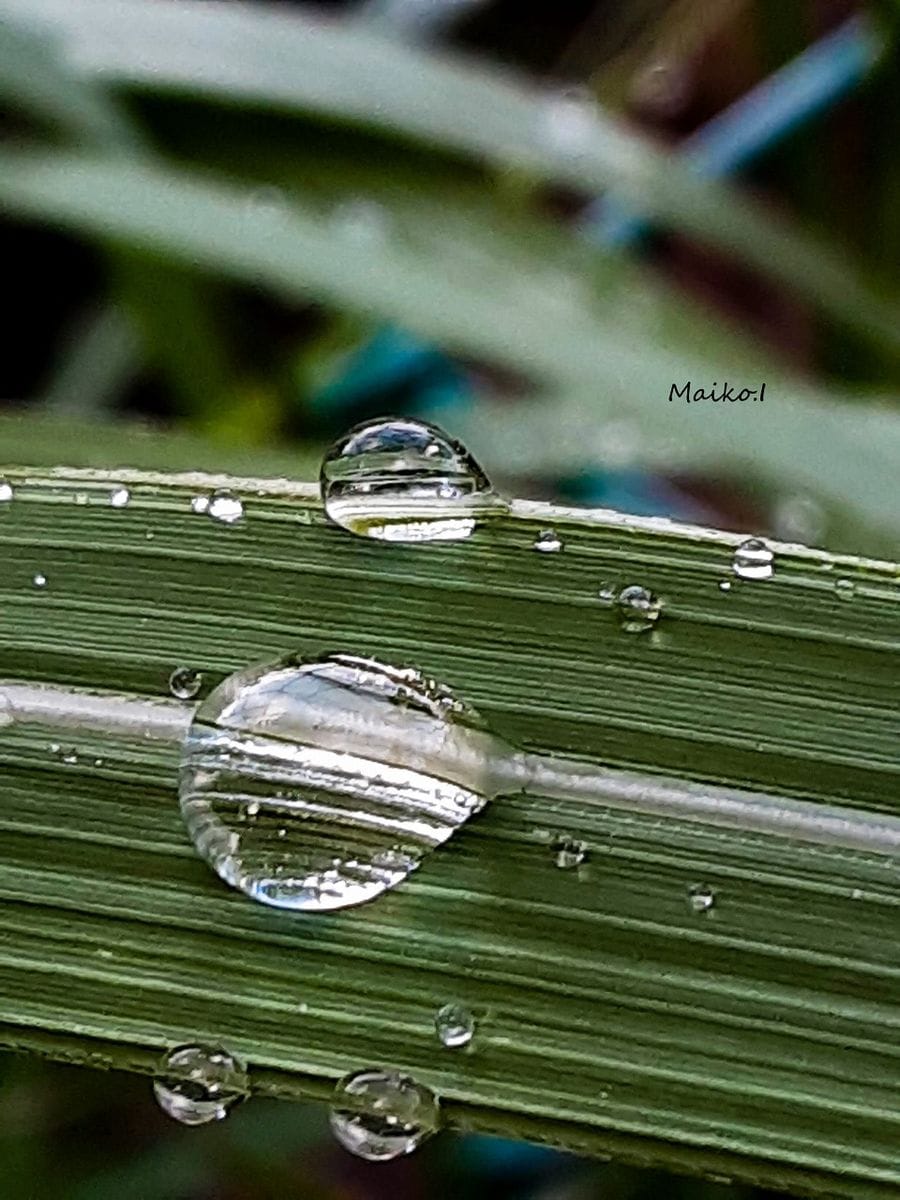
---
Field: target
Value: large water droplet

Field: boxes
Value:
[153,1043,247,1126]
[320,417,503,543]
[616,584,661,633]
[178,652,498,910]
[169,666,203,701]
[732,538,774,581]
[0,479,13,503]
[329,1069,440,1161]
[434,1003,475,1049]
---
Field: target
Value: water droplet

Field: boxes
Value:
[32,573,47,589]
[321,417,503,543]
[153,1043,247,1126]
[190,495,210,515]
[178,652,498,910]
[597,585,616,605]
[169,667,202,701]
[329,1069,440,1161]
[73,491,89,506]
[61,749,78,765]
[207,491,244,525]
[835,578,855,601]
[732,538,774,581]
[109,486,131,509]
[554,837,587,869]
[688,884,716,914]
[718,580,732,593]
[615,584,661,633]
[434,1003,475,1049]
[533,529,562,553]
[0,479,13,503]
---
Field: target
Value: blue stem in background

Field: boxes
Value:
[582,13,882,247]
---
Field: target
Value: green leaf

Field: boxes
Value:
[0,465,897,1195]
[2,0,898,352]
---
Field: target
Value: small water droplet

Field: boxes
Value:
[73,491,89,506]
[109,486,131,509]
[32,573,47,589]
[850,887,864,901]
[688,883,716,914]
[191,495,210,515]
[718,580,732,593]
[153,1043,247,1126]
[49,742,60,755]
[207,491,244,525]
[0,479,13,503]
[169,667,202,701]
[533,529,562,553]
[835,578,855,601]
[329,1069,440,1161]
[554,837,587,869]
[616,584,661,633]
[597,585,616,605]
[321,417,504,543]
[145,530,155,541]
[732,538,774,581]
[245,800,260,819]
[178,652,499,910]
[434,1003,475,1049]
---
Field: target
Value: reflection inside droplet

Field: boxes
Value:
[329,1068,440,1160]
[320,417,505,543]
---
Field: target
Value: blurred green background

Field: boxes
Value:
[0,0,898,1195]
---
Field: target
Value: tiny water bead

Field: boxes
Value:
[320,417,504,543]
[434,1003,475,1049]
[169,666,203,702]
[718,579,732,593]
[32,573,47,589]
[554,837,587,869]
[616,584,661,633]
[835,578,856,601]
[533,529,563,553]
[732,538,774,581]
[190,495,210,515]
[688,884,717,914]
[0,479,13,503]
[109,486,131,508]
[178,652,500,910]
[329,1069,440,1161]
[153,1043,248,1126]
[207,491,244,525]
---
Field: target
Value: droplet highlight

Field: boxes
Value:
[732,538,774,581]
[616,584,661,633]
[0,479,13,503]
[320,417,503,543]
[688,883,716,914]
[169,666,203,701]
[434,1003,475,1049]
[207,491,244,525]
[32,573,47,589]
[178,652,498,910]
[153,1043,248,1126]
[109,486,131,509]
[533,529,563,554]
[330,1069,440,1161]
